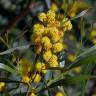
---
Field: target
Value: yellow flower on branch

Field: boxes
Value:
[42,63,47,74]
[38,12,47,22]
[50,3,58,12]
[73,67,81,73]
[35,62,47,74]
[43,50,52,62]
[53,43,63,53]
[32,74,41,83]
[33,23,44,35]
[68,54,76,62]
[61,18,72,32]
[90,30,96,44]
[35,62,42,72]
[22,75,30,84]
[49,55,58,67]
[46,10,56,23]
[0,82,5,91]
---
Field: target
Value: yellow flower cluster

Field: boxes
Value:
[0,82,5,91]
[35,62,47,74]
[14,10,73,96]
[18,58,42,84]
[73,67,81,73]
[31,10,72,68]
[68,54,76,62]
[90,30,96,44]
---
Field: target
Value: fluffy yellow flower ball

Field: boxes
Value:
[35,62,42,72]
[73,67,81,73]
[90,30,96,44]
[68,54,76,62]
[33,23,44,35]
[44,42,52,50]
[32,74,41,83]
[62,18,72,32]
[42,36,50,44]
[49,27,58,35]
[0,82,5,91]
[50,3,58,12]
[41,36,52,50]
[49,55,58,67]
[35,62,47,74]
[22,75,30,84]
[38,12,47,22]
[51,33,60,43]
[43,50,52,61]
[90,30,96,37]
[55,92,64,96]
[42,63,47,74]
[46,10,56,22]
[53,43,63,53]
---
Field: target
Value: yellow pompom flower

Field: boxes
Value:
[35,62,42,72]
[47,20,60,28]
[38,12,47,22]
[55,91,64,96]
[42,36,50,44]
[73,67,81,73]
[51,33,60,43]
[42,36,52,50]
[43,50,52,62]
[33,23,44,35]
[44,42,52,50]
[90,30,96,37]
[22,75,30,84]
[69,11,76,17]
[49,55,58,67]
[49,27,58,35]
[68,54,76,62]
[53,43,63,53]
[48,27,60,43]
[42,63,47,74]
[35,62,47,73]
[90,30,96,44]
[61,18,72,32]
[0,82,5,91]
[43,27,50,36]
[46,10,56,23]
[50,3,58,12]
[32,36,41,45]
[32,74,41,83]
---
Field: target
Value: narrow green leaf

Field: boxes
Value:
[0,63,18,75]
[39,75,95,92]
[0,45,30,55]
